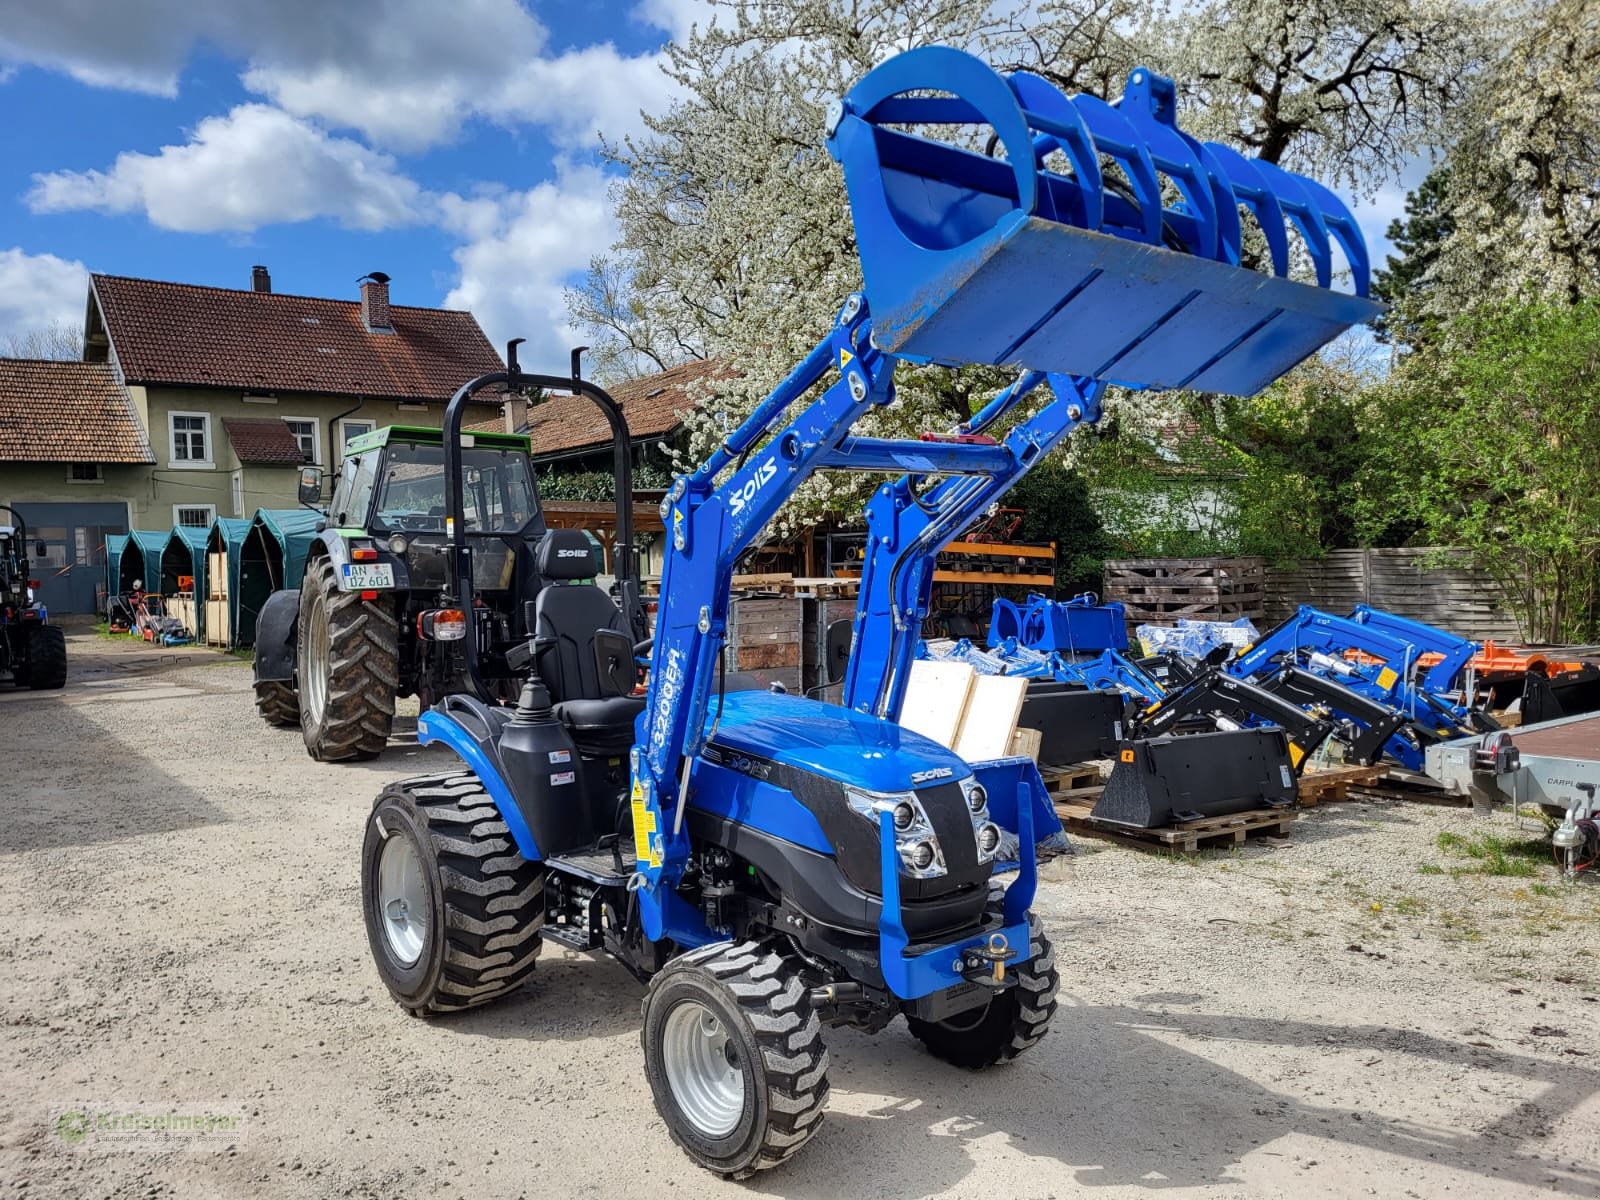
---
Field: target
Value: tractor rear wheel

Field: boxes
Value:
[297,557,397,761]
[24,624,67,690]
[641,942,829,1178]
[253,680,299,726]
[905,911,1058,1069]
[361,772,545,1014]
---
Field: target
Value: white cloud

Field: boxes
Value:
[489,43,681,149]
[27,105,425,233]
[0,247,88,346]
[632,0,716,40]
[441,165,617,365]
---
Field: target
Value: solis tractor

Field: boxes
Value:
[251,403,644,761]
[0,506,67,691]
[357,46,1379,1178]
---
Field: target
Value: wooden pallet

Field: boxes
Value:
[1038,763,1108,794]
[1296,764,1389,806]
[1053,790,1296,854]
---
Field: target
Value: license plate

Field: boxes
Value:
[342,562,395,589]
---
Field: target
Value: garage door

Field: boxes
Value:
[9,501,130,615]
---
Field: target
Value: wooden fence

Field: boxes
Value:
[1261,548,1522,640]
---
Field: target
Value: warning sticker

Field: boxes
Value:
[548,749,571,765]
[1375,667,1399,691]
[839,347,854,369]
[551,770,575,787]
[631,778,655,866]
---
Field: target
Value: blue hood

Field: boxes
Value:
[704,690,969,793]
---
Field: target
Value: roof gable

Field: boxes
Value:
[524,358,727,457]
[222,417,305,465]
[0,358,152,463]
[90,274,504,403]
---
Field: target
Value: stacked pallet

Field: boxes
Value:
[1103,556,1265,625]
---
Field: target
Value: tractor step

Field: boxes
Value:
[540,921,599,952]
[546,842,637,887]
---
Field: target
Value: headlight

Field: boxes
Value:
[975,822,1002,861]
[387,533,409,555]
[845,788,946,880]
[965,781,987,813]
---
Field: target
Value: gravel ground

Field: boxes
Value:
[1,627,1597,1200]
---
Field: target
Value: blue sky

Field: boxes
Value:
[0,0,1411,373]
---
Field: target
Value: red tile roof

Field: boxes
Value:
[0,358,153,463]
[524,358,727,457]
[222,417,305,465]
[90,274,504,403]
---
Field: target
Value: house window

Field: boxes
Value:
[337,419,375,456]
[231,471,245,518]
[284,417,319,464]
[169,412,212,467]
[174,504,215,529]
[67,463,102,482]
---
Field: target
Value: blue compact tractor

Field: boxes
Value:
[360,46,1377,1177]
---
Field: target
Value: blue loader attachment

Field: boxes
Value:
[357,45,1377,1182]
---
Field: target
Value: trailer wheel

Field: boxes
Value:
[361,772,545,1014]
[906,911,1057,1069]
[641,942,829,1178]
[297,557,397,760]
[24,624,67,690]
[253,680,299,726]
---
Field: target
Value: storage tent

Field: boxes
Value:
[205,518,252,647]
[235,509,323,646]
[117,531,168,595]
[160,525,210,639]
[105,533,129,609]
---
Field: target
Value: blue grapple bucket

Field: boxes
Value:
[825,46,1381,394]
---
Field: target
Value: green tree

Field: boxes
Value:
[1371,167,1455,347]
[1006,461,1114,593]
[1378,300,1600,642]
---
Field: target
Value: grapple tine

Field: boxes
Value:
[826,46,1382,396]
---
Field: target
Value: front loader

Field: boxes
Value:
[357,46,1378,1178]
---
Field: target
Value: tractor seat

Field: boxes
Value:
[532,529,644,755]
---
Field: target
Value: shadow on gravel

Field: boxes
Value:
[426,950,645,1043]
[0,694,230,854]
[753,995,1600,1199]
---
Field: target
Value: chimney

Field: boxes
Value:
[503,394,529,434]
[359,271,392,333]
[251,264,271,293]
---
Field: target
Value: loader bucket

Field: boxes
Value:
[1091,729,1297,828]
[826,47,1381,395]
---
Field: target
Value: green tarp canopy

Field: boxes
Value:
[118,531,168,595]
[206,518,252,648]
[160,525,210,638]
[105,533,129,606]
[236,508,324,646]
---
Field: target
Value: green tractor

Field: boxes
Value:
[253,389,642,762]
[0,506,68,691]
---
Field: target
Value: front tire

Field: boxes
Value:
[906,911,1058,1069]
[297,557,397,760]
[361,772,545,1014]
[25,624,67,690]
[253,679,299,726]
[641,942,829,1179]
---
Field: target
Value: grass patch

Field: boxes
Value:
[1392,895,1428,916]
[1532,883,1561,898]
[1418,863,1445,876]
[1431,830,1547,878]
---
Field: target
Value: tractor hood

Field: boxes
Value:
[703,690,970,793]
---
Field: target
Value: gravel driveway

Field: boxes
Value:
[1,629,1596,1199]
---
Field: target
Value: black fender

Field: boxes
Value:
[254,588,302,682]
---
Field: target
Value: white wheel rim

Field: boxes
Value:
[662,999,746,1138]
[302,594,329,727]
[377,833,428,966]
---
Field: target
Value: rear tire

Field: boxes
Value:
[24,624,67,690]
[253,679,299,726]
[297,557,397,760]
[905,911,1057,1068]
[641,942,829,1178]
[361,772,545,1014]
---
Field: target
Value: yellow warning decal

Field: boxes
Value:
[1376,666,1398,690]
[1120,748,1135,763]
[1289,742,1306,768]
[630,778,654,865]
[839,347,854,369]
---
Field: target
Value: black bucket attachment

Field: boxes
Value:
[1092,729,1297,828]
[1018,681,1126,766]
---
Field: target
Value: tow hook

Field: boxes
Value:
[960,933,1017,987]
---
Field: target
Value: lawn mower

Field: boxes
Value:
[359,46,1378,1177]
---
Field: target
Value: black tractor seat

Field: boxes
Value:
[532,529,645,756]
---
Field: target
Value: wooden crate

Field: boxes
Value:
[1103,557,1265,624]
[1296,764,1389,807]
[205,597,230,647]
[723,595,803,693]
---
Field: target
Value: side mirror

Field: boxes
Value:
[824,618,853,685]
[297,466,325,506]
[36,542,48,558]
